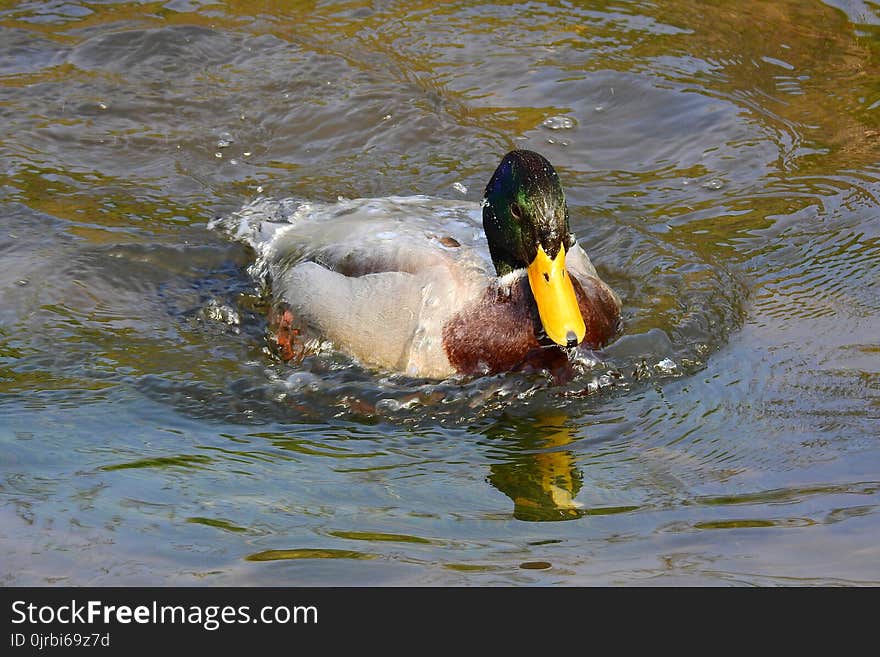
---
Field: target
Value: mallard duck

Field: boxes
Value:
[244,150,621,379]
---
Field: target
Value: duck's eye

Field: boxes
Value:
[509,203,522,221]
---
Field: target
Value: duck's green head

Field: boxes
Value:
[482,150,586,348]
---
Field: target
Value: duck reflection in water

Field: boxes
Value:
[487,413,585,522]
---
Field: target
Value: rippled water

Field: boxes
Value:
[1,0,878,585]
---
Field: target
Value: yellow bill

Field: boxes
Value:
[526,244,586,347]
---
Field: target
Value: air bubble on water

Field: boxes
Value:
[542,115,575,130]
[15,279,28,287]
[98,102,108,110]
[655,358,677,373]
[229,159,238,165]
[594,105,604,112]
[584,371,616,394]
[375,398,402,413]
[702,178,724,190]
[256,185,263,193]
[570,349,602,369]
[375,397,420,414]
[234,217,250,239]
[214,152,223,158]
[284,371,322,392]
[201,299,240,326]
[243,151,252,157]
[216,132,234,148]
[382,114,392,121]
[452,182,467,194]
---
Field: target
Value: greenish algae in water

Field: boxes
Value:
[328,530,434,544]
[693,518,817,530]
[186,517,249,533]
[245,549,379,562]
[100,454,214,471]
[443,564,504,573]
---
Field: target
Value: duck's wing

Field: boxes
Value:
[567,239,621,309]
[219,195,493,277]
[275,262,423,373]
[566,240,599,279]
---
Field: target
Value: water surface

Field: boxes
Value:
[1,0,879,585]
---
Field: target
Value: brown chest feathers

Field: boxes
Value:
[441,273,620,376]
